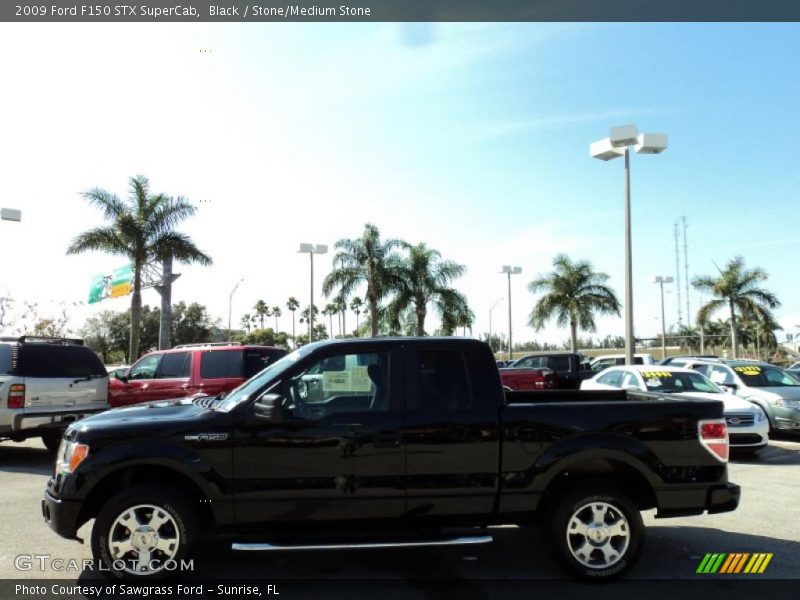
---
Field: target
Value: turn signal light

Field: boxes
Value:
[699,419,729,462]
[8,384,25,409]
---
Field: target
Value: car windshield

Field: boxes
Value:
[733,364,800,388]
[640,370,722,394]
[215,347,308,412]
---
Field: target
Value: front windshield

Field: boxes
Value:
[733,364,800,388]
[641,370,723,394]
[215,346,309,411]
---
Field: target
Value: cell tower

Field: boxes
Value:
[682,216,690,324]
[674,221,683,325]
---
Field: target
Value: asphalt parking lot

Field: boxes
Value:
[1,436,799,590]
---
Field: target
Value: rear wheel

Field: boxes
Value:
[91,485,198,580]
[545,486,643,581]
[40,431,62,453]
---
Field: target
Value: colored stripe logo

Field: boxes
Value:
[696,553,773,574]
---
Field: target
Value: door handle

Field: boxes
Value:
[180,384,190,390]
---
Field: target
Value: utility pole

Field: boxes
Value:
[674,221,683,326]
[682,216,690,325]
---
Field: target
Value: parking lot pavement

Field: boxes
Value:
[1,437,799,583]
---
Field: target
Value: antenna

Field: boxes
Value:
[682,216,690,325]
[674,221,683,325]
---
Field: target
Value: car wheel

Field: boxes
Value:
[545,486,644,581]
[91,485,198,581]
[41,431,62,453]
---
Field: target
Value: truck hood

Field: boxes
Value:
[67,397,216,439]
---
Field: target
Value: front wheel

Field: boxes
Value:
[545,486,644,581]
[91,485,198,581]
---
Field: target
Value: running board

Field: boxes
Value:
[231,535,493,552]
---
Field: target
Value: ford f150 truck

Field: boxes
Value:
[43,337,739,582]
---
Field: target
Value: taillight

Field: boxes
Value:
[699,419,729,462]
[8,384,25,409]
[533,371,545,389]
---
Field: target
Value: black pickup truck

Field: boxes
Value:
[43,337,739,581]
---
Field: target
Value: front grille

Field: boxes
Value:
[725,413,755,427]
[729,433,763,446]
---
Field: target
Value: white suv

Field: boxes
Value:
[0,336,109,451]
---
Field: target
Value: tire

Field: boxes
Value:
[91,484,198,581]
[41,431,62,453]
[545,485,644,581]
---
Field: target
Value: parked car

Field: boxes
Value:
[0,336,108,451]
[787,361,800,370]
[589,353,656,371]
[508,353,594,389]
[581,365,768,452]
[687,360,800,433]
[497,366,556,391]
[109,343,286,408]
[45,337,739,581]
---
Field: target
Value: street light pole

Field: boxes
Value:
[227,278,244,343]
[653,276,674,360]
[501,266,522,361]
[489,297,504,341]
[591,125,668,365]
[299,243,328,343]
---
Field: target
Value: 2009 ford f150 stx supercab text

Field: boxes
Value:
[43,337,740,581]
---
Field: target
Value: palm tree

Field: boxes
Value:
[350,297,363,335]
[286,297,300,347]
[67,175,211,361]
[692,256,780,358]
[240,313,253,334]
[323,223,404,338]
[439,290,474,336]
[323,303,338,338]
[254,300,269,329]
[333,294,347,336]
[527,254,621,353]
[386,243,467,336]
[271,306,282,332]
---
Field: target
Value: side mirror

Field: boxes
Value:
[720,382,738,391]
[253,393,283,423]
[114,371,128,383]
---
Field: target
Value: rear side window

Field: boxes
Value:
[200,350,244,379]
[408,348,472,412]
[547,355,572,371]
[597,370,624,386]
[243,348,286,379]
[16,345,106,378]
[156,352,191,378]
[0,345,13,375]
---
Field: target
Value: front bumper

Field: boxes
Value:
[42,489,82,540]
[773,406,800,430]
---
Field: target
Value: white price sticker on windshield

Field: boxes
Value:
[322,371,351,392]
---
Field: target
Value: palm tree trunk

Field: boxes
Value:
[158,256,173,350]
[291,311,296,348]
[341,310,346,336]
[355,311,360,336]
[329,313,333,338]
[416,305,426,337]
[729,299,738,358]
[369,296,379,337]
[570,319,578,354]
[129,264,143,362]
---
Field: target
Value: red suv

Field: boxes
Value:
[109,343,286,408]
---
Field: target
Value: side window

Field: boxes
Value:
[128,354,161,380]
[516,357,540,368]
[155,352,191,379]
[707,366,734,385]
[243,349,285,379]
[547,356,571,371]
[620,372,640,389]
[597,370,624,386]
[408,348,472,412]
[283,351,388,421]
[201,350,243,379]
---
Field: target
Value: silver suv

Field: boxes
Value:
[0,336,109,451]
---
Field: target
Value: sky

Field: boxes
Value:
[1,22,799,346]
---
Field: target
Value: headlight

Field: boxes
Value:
[56,441,90,475]
[785,400,800,410]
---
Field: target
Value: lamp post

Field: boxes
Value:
[227,278,244,343]
[501,266,522,361]
[653,276,674,360]
[591,124,668,365]
[488,296,504,346]
[298,243,328,341]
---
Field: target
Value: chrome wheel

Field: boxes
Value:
[566,501,630,569]
[108,504,181,575]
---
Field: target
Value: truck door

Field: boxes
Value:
[231,347,406,525]
[113,354,162,406]
[147,351,192,401]
[403,344,500,518]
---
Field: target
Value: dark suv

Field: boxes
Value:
[0,336,108,450]
[109,343,286,407]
